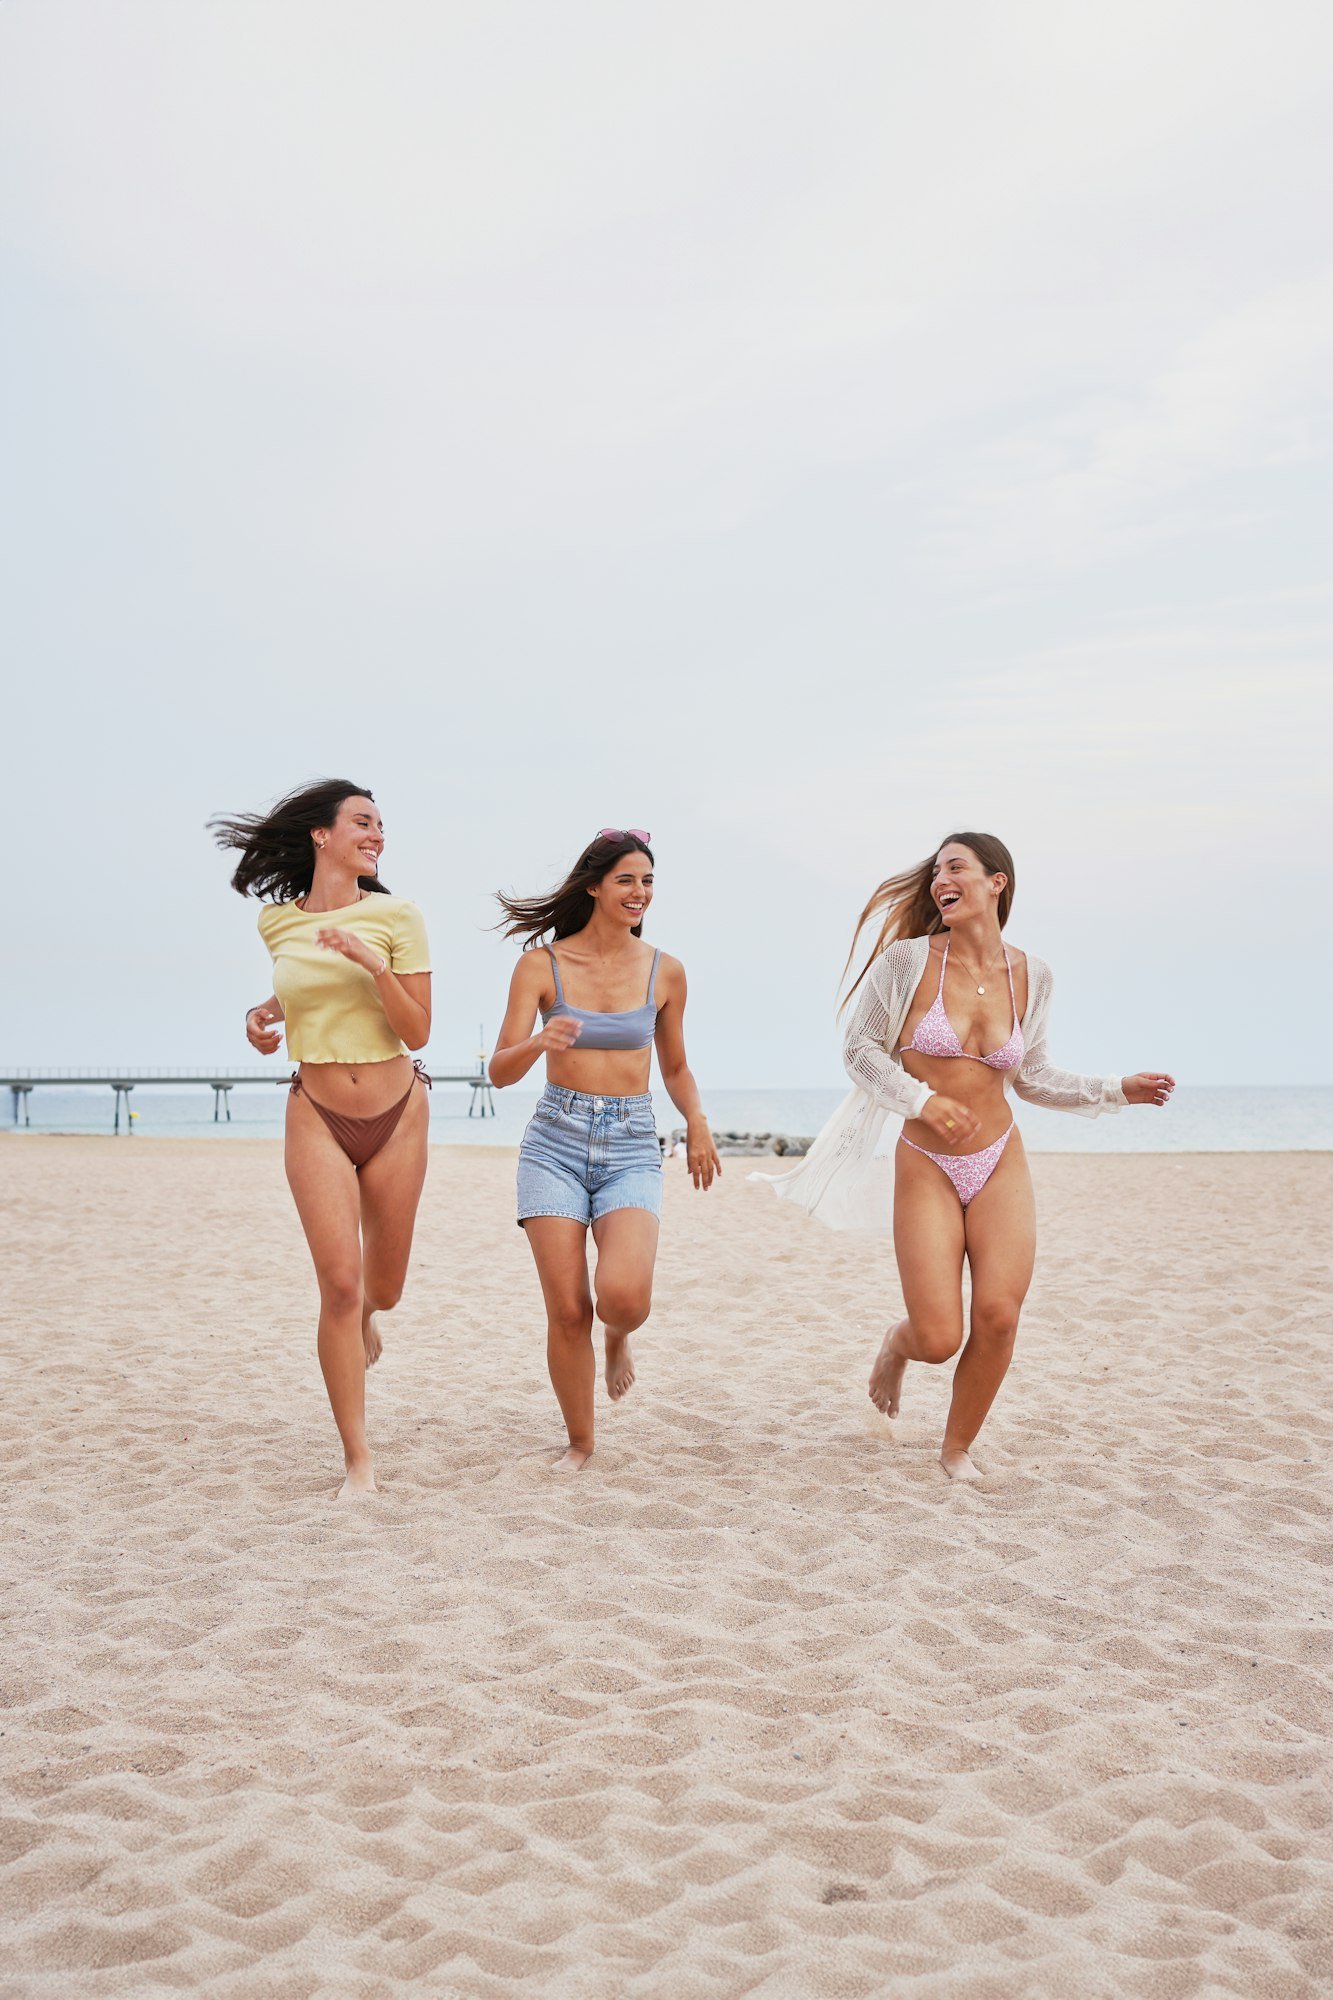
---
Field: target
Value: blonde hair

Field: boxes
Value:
[839,832,1016,1013]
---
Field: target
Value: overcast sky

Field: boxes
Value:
[4,1,1330,1088]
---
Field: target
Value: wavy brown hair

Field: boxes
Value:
[209,779,389,902]
[839,831,1016,1011]
[496,834,655,946]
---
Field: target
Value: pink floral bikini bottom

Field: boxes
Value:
[901,1117,1015,1209]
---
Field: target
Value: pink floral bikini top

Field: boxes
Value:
[902,938,1025,1071]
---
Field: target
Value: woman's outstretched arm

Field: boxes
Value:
[1015,961,1173,1114]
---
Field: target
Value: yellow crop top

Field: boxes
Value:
[258,896,432,1064]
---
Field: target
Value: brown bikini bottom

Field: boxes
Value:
[290,1062,431,1170]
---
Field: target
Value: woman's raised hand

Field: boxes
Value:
[316,926,382,973]
[1121,1072,1175,1106]
[246,1006,283,1055]
[919,1094,981,1145]
[534,1017,583,1055]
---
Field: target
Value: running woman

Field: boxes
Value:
[759,833,1173,1482]
[210,780,432,1498]
[490,831,720,1470]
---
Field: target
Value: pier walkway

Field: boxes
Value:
[3,1066,496,1131]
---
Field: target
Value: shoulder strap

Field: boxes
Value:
[646,949,661,1005]
[543,944,565,1004]
[937,936,950,995]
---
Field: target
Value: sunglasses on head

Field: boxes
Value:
[595,827,651,844]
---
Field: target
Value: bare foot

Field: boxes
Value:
[337,1457,378,1499]
[604,1330,636,1401]
[940,1449,982,1483]
[553,1445,592,1473]
[362,1310,383,1369]
[869,1319,910,1416]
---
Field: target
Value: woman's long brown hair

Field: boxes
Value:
[839,831,1016,1012]
[209,779,389,902]
[495,834,656,946]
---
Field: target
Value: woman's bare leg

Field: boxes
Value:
[869,1143,967,1415]
[941,1134,1036,1479]
[357,1081,430,1367]
[523,1217,596,1467]
[590,1207,660,1401]
[285,1095,373,1496]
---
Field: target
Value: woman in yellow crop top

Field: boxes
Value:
[211,779,432,1499]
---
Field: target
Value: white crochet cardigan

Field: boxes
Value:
[754,937,1125,1232]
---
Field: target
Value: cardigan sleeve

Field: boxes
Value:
[842,948,934,1120]
[1012,958,1126,1117]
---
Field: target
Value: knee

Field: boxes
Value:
[319,1268,363,1319]
[971,1298,1021,1347]
[548,1300,593,1343]
[371,1277,404,1312]
[595,1282,651,1333]
[913,1316,964,1365]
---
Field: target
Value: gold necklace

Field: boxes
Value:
[949,937,1006,996]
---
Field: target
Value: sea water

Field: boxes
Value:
[4,1084,1331,1152]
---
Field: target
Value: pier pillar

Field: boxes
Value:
[468,1079,495,1118]
[10,1085,33,1127]
[211,1084,233,1123]
[112,1084,134,1134]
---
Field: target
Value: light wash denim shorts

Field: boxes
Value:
[517,1086,662,1227]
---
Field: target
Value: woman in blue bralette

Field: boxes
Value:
[490,831,720,1470]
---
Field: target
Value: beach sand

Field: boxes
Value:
[2,1137,1330,1998]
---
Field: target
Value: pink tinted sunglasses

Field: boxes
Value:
[596,827,651,844]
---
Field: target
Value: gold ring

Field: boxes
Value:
[946,1118,956,1129]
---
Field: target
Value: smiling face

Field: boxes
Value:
[588,848,654,930]
[316,794,384,879]
[931,841,1006,925]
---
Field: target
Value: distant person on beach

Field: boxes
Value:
[490,831,720,1470]
[758,833,1173,1482]
[210,780,432,1499]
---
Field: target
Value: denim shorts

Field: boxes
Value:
[517,1086,662,1227]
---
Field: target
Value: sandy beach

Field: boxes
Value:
[2,1137,1330,1999]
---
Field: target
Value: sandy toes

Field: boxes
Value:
[552,1446,592,1473]
[940,1449,982,1483]
[337,1460,378,1500]
[362,1310,383,1368]
[604,1330,636,1401]
[868,1319,909,1416]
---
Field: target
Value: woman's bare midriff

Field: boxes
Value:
[899,1050,1013,1154]
[296,1053,415,1114]
[544,1050,653,1097]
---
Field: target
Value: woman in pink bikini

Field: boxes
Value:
[760,832,1172,1482]
[211,779,432,1498]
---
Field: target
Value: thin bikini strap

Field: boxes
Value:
[646,948,661,1005]
[543,944,566,1005]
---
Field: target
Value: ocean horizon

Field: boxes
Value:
[4,1083,1331,1152]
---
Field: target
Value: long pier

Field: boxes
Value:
[3,1065,496,1131]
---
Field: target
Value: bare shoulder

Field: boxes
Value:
[653,950,687,996]
[512,945,551,990]
[1011,945,1052,1005]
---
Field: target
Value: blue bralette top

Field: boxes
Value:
[541,944,660,1051]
